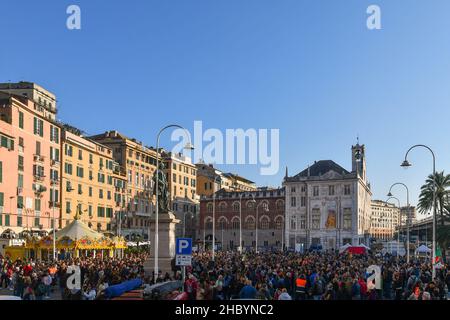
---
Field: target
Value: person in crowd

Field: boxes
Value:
[82,284,97,300]
[239,279,257,299]
[278,288,292,300]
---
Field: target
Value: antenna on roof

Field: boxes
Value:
[357,134,360,145]
[7,80,12,97]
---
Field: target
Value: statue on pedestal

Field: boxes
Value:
[152,161,170,213]
[144,161,180,277]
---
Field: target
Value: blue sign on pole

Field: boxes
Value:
[176,238,192,255]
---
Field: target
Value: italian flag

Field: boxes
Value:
[435,246,442,264]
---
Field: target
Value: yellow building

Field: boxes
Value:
[163,151,198,239]
[112,163,127,234]
[195,163,257,197]
[89,131,157,240]
[60,127,117,233]
[163,151,197,202]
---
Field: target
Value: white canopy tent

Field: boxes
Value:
[415,244,431,255]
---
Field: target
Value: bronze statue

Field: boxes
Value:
[153,161,171,212]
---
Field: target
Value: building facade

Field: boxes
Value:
[400,206,417,226]
[196,163,257,197]
[0,84,60,234]
[283,144,372,251]
[199,188,285,251]
[163,151,198,239]
[370,200,400,241]
[89,131,157,241]
[60,128,119,232]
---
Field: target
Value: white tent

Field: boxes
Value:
[358,244,371,250]
[415,245,431,254]
[339,243,352,253]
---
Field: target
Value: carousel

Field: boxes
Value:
[4,215,127,261]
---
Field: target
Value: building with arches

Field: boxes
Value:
[199,187,285,251]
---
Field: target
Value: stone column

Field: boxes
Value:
[144,211,180,278]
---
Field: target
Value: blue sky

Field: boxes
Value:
[1,1,450,215]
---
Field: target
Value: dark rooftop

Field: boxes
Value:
[293,160,350,178]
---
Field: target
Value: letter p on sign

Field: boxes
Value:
[176,238,192,255]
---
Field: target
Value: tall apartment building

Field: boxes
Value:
[89,131,157,240]
[0,83,60,234]
[163,151,198,239]
[370,200,400,241]
[196,163,257,197]
[283,144,372,251]
[400,206,416,226]
[60,127,122,232]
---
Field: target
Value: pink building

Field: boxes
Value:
[0,82,60,236]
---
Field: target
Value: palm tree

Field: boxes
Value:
[418,171,450,262]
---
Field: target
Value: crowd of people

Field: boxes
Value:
[176,250,450,300]
[0,254,148,300]
[0,250,449,301]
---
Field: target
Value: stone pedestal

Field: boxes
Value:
[144,211,180,277]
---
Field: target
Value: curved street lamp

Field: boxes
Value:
[387,182,410,263]
[154,124,193,280]
[386,196,401,258]
[401,144,436,279]
[211,175,222,261]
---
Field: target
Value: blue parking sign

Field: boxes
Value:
[176,238,192,255]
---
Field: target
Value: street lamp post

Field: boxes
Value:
[211,175,221,261]
[238,193,243,253]
[250,198,268,253]
[401,144,436,279]
[183,212,186,237]
[386,196,401,258]
[387,182,410,263]
[182,211,193,238]
[203,218,207,252]
[51,187,56,261]
[154,125,193,280]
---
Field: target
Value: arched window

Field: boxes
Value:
[260,216,270,230]
[219,202,227,212]
[261,201,269,211]
[207,203,213,213]
[232,202,240,212]
[205,217,213,230]
[231,217,240,230]
[274,216,283,230]
[245,216,255,230]
[247,201,255,210]
[218,217,228,230]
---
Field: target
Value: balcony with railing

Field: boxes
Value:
[50,159,60,167]
[33,154,45,163]
[49,201,60,208]
[33,174,45,182]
